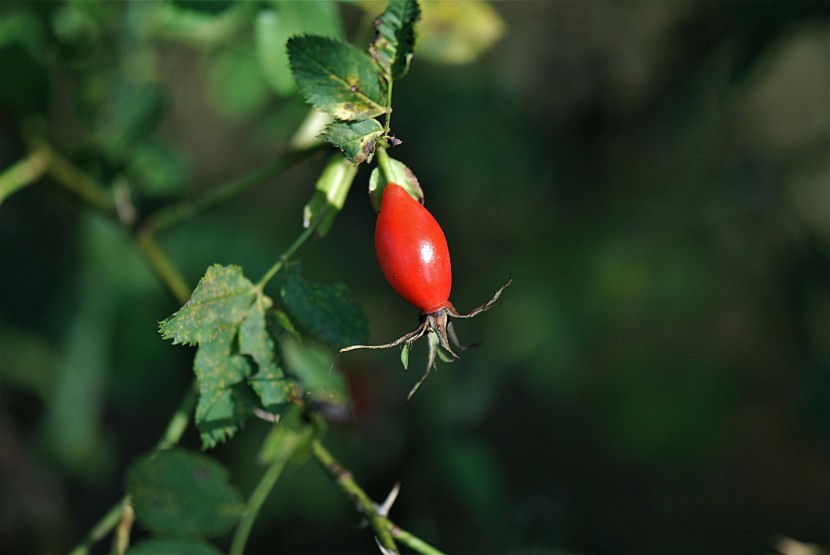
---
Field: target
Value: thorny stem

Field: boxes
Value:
[312,440,398,552]
[311,440,447,555]
[390,527,447,555]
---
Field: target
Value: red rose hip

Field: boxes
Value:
[375,183,452,314]
[341,181,511,400]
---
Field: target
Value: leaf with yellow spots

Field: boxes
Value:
[159,264,255,346]
[194,328,257,448]
[287,35,387,121]
[369,0,421,81]
[240,294,291,410]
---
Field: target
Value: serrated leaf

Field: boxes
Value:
[368,156,422,211]
[287,35,386,121]
[239,294,282,379]
[160,264,255,346]
[280,335,347,406]
[240,295,291,410]
[126,539,224,555]
[370,0,421,80]
[320,119,384,164]
[126,449,243,539]
[278,262,368,350]
[194,329,256,447]
[303,155,359,239]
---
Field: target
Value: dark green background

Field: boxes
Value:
[1,1,828,554]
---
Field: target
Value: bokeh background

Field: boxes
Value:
[1,1,828,554]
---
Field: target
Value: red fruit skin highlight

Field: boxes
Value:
[374,183,453,314]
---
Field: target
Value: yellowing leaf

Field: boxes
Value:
[287,35,387,121]
[417,0,505,65]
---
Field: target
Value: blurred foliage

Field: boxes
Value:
[0,1,829,554]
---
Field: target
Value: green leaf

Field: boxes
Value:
[126,539,224,555]
[239,294,281,378]
[194,329,256,447]
[320,119,384,164]
[287,35,386,121]
[303,155,359,239]
[370,0,421,80]
[368,155,422,211]
[160,264,255,346]
[127,449,243,539]
[256,2,343,96]
[400,341,411,370]
[240,294,291,410]
[280,335,348,406]
[278,262,368,350]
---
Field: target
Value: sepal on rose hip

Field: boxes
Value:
[340,277,512,400]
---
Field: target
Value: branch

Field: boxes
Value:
[26,139,119,219]
[311,440,447,555]
[142,145,325,233]
[135,229,191,305]
[0,148,49,206]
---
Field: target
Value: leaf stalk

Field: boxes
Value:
[255,204,332,290]
[228,449,292,555]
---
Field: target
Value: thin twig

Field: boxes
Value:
[135,229,192,305]
[142,145,324,234]
[68,386,197,555]
[27,139,118,217]
[255,204,331,289]
[0,148,49,206]
[228,451,292,555]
